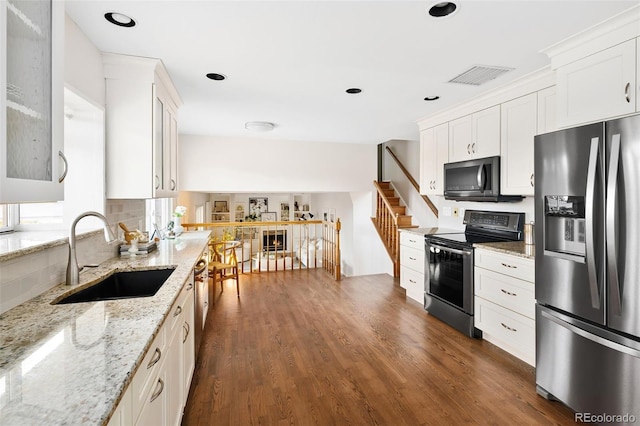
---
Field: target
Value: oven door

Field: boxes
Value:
[425,238,474,314]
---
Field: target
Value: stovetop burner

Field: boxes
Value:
[427,210,526,247]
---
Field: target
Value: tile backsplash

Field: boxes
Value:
[0,199,147,314]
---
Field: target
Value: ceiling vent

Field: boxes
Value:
[448,65,514,86]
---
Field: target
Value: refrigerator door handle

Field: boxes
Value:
[585,136,601,309]
[476,164,486,192]
[607,133,622,315]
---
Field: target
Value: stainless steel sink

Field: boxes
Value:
[54,268,176,304]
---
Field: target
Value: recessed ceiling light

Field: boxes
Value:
[428,2,457,18]
[104,12,136,27]
[424,96,440,101]
[245,121,274,132]
[346,88,362,94]
[206,73,226,81]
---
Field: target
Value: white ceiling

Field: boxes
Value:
[65,1,638,145]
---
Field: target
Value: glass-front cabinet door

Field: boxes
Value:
[0,0,64,203]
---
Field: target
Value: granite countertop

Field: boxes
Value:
[0,231,210,426]
[474,241,535,259]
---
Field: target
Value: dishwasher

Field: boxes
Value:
[193,251,209,355]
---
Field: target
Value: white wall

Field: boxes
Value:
[179,135,376,193]
[64,14,105,106]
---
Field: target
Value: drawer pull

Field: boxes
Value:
[501,262,517,269]
[150,378,164,403]
[409,257,417,261]
[147,348,161,369]
[409,239,416,243]
[173,305,183,317]
[501,322,517,332]
[409,279,417,284]
[500,289,517,296]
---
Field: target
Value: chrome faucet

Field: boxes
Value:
[66,211,118,286]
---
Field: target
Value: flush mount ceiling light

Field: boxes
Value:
[424,96,440,101]
[346,88,362,94]
[428,2,457,18]
[104,12,136,27]
[206,73,226,81]
[245,121,274,132]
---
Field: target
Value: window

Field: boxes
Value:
[146,198,173,239]
[19,202,64,225]
[0,204,13,233]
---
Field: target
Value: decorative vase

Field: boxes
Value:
[174,216,184,235]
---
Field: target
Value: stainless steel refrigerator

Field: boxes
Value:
[535,115,640,420]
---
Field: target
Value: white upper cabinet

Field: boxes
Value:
[449,105,500,163]
[0,0,65,203]
[500,93,538,196]
[103,53,182,199]
[556,39,636,128]
[537,86,557,135]
[420,123,448,195]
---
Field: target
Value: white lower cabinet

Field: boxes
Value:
[109,276,196,426]
[399,231,425,304]
[474,248,535,366]
[182,289,196,405]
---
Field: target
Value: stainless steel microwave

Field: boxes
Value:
[443,156,523,202]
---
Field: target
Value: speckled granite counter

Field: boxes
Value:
[474,241,535,259]
[0,231,210,426]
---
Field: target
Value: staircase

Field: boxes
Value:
[371,181,418,277]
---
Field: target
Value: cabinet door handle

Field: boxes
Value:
[173,305,183,317]
[186,283,194,291]
[149,378,164,403]
[501,322,517,332]
[625,82,631,103]
[183,322,190,343]
[530,173,534,187]
[170,179,176,190]
[147,348,161,369]
[467,143,471,154]
[472,142,476,153]
[58,151,68,183]
[500,288,517,296]
[155,175,160,190]
[501,262,517,269]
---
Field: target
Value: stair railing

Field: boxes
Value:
[372,181,401,276]
[385,146,438,218]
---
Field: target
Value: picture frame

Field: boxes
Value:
[214,200,228,212]
[248,197,268,218]
[261,212,277,222]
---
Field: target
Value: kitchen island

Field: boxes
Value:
[0,231,210,425]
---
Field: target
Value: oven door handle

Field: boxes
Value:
[428,244,472,256]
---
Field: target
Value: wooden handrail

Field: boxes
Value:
[181,220,341,280]
[385,146,438,218]
[372,181,401,276]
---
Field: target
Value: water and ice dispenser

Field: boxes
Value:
[544,195,586,257]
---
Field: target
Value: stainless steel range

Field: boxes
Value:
[424,210,525,337]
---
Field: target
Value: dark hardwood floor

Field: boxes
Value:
[182,270,575,425]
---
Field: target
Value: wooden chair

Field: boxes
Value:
[209,240,241,297]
